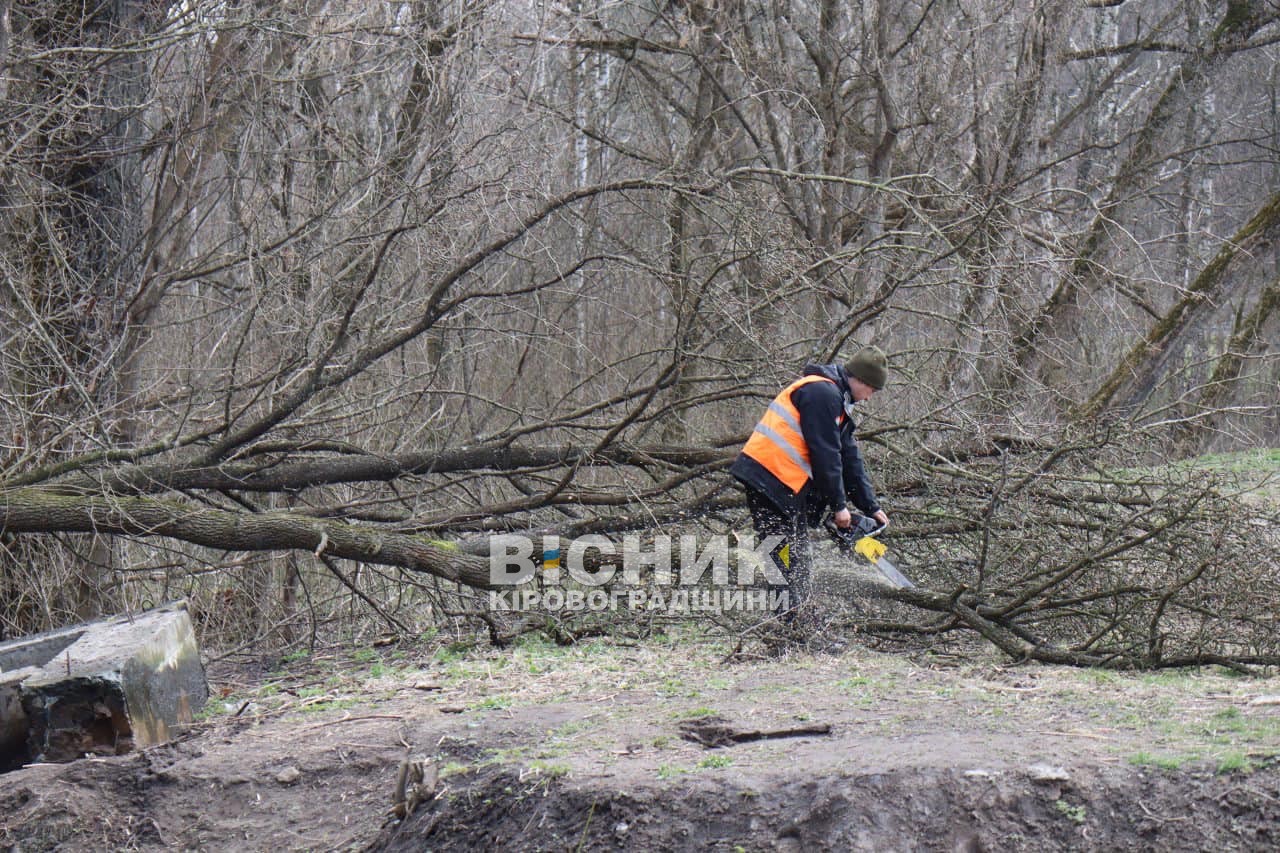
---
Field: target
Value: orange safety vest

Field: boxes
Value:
[741,375,841,495]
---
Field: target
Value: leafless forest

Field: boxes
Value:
[1,0,1278,667]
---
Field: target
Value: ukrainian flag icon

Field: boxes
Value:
[542,549,561,570]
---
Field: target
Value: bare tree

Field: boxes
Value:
[0,0,1276,665]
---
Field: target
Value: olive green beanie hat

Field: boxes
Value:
[845,346,888,390]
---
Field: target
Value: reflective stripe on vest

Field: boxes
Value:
[741,374,837,495]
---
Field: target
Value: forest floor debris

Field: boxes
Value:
[1,631,1277,850]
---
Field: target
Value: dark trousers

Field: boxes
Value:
[744,488,811,619]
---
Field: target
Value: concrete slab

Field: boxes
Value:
[0,602,207,769]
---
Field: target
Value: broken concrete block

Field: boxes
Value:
[0,601,207,769]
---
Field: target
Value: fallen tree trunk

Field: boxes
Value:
[5,428,1277,673]
[0,488,494,588]
[0,487,777,594]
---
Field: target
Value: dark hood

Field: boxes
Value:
[801,362,851,401]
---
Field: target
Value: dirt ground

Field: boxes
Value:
[2,630,1278,852]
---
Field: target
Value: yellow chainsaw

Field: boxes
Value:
[823,512,915,589]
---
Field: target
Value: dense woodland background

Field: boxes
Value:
[0,0,1277,666]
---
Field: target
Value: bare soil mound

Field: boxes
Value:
[378,761,1280,851]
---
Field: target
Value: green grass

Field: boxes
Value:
[432,641,477,664]
[526,760,571,778]
[834,675,880,705]
[439,761,470,778]
[698,754,734,770]
[550,718,597,738]
[483,745,533,765]
[1216,751,1254,774]
[193,701,231,721]
[672,706,718,720]
[1208,706,1247,733]
[1054,799,1086,824]
[1198,707,1280,759]
[1171,448,1280,475]
[1128,751,1198,770]
[1103,449,1280,502]
[658,677,701,698]
[1138,670,1201,687]
[1163,449,1280,503]
[657,763,689,780]
[351,647,378,664]
[300,698,359,714]
[1080,669,1120,686]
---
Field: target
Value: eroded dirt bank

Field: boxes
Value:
[379,761,1280,851]
[1,636,1277,851]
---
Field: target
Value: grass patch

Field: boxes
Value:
[1207,706,1248,734]
[1195,707,1280,762]
[550,718,597,738]
[193,701,231,721]
[526,760,571,778]
[299,698,360,714]
[1138,670,1207,688]
[1128,751,1197,771]
[658,677,700,699]
[1216,752,1254,774]
[483,746,532,765]
[1170,448,1280,476]
[834,675,880,705]
[432,641,476,664]
[439,761,470,779]
[1054,799,1086,824]
[697,754,734,770]
[1079,669,1120,686]
[672,706,719,720]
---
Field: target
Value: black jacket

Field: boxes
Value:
[730,362,881,521]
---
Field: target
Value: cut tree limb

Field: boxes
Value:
[678,716,833,748]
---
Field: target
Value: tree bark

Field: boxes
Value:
[997,0,1278,392]
[0,488,494,588]
[1076,191,1280,419]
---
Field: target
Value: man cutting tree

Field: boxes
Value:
[730,347,891,627]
